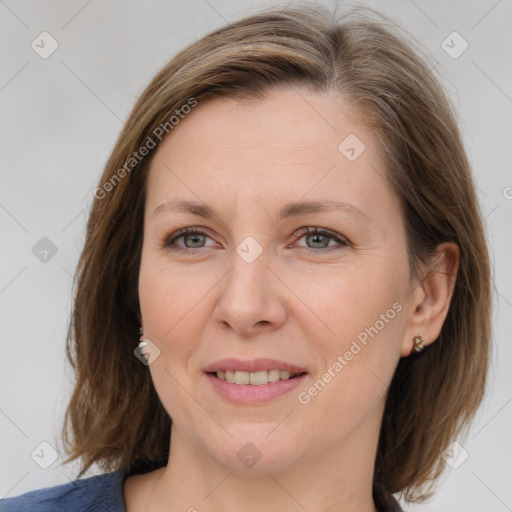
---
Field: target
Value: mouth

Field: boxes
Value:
[204,358,308,404]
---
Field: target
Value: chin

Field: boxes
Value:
[202,430,305,474]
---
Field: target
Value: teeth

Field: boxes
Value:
[249,371,268,385]
[234,370,250,385]
[215,369,300,385]
[268,369,280,382]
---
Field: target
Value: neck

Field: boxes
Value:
[146,421,381,512]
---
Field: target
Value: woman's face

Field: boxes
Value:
[138,87,418,473]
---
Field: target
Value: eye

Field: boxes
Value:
[163,227,216,251]
[293,227,349,254]
[162,226,350,254]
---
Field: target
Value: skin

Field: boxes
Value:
[126,87,459,512]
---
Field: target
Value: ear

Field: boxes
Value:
[400,242,460,357]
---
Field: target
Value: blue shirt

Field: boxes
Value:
[0,468,403,511]
[0,468,129,512]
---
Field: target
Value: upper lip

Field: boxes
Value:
[204,358,308,374]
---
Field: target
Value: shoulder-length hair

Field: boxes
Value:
[60,2,492,503]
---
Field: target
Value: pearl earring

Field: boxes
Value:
[138,326,148,358]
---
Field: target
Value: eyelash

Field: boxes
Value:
[162,226,350,255]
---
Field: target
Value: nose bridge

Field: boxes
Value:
[225,242,270,306]
[212,239,286,333]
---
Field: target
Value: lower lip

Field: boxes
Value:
[205,373,307,405]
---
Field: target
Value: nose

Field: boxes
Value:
[212,249,287,337]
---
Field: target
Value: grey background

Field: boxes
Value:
[0,1,511,511]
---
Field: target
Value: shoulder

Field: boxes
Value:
[0,469,128,512]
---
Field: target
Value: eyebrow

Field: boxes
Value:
[151,199,369,224]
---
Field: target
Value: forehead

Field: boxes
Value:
[145,88,395,225]
[153,88,365,159]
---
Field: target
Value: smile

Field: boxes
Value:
[204,358,309,404]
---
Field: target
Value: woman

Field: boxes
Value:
[0,3,491,511]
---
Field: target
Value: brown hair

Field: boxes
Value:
[60,2,492,503]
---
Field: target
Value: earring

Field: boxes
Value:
[136,326,161,364]
[412,335,425,353]
[138,326,148,352]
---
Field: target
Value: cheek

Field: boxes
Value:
[296,278,404,435]
[290,259,406,418]
[138,252,197,353]
[138,254,207,420]
[139,249,200,329]
[293,262,404,349]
